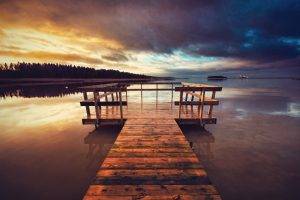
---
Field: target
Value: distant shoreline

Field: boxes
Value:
[0,77,175,87]
[228,77,300,80]
[207,76,299,81]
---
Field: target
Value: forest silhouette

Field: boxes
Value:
[0,62,150,79]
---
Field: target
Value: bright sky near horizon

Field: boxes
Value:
[0,0,299,76]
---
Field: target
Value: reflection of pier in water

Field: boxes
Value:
[180,125,216,161]
[84,125,122,169]
[80,81,223,199]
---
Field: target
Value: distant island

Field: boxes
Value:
[0,62,152,79]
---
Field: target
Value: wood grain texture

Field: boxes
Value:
[83,119,221,199]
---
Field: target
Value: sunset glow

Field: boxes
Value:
[0,0,299,75]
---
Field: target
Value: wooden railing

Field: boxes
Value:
[175,82,222,124]
[79,81,222,126]
[79,83,128,127]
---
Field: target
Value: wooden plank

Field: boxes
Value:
[108,148,194,154]
[116,135,188,141]
[127,88,175,91]
[107,152,195,158]
[209,91,216,117]
[83,92,91,116]
[124,119,176,125]
[136,195,221,200]
[114,141,190,147]
[80,101,127,106]
[176,118,217,124]
[80,83,118,89]
[179,90,183,119]
[175,86,222,92]
[93,91,100,124]
[94,169,209,185]
[101,157,202,170]
[181,82,222,91]
[174,100,219,106]
[84,194,221,200]
[119,90,123,121]
[85,185,219,196]
[112,143,191,149]
[82,119,126,125]
[79,83,127,92]
[136,81,181,85]
[96,169,207,178]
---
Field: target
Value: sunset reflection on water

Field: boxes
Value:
[0,80,299,200]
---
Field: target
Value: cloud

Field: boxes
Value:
[102,52,128,62]
[0,0,299,73]
[0,50,103,65]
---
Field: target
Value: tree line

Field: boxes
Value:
[0,62,151,79]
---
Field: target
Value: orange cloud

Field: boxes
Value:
[0,50,103,65]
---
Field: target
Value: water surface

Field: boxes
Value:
[0,79,299,200]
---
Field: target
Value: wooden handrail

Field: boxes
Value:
[97,92,114,99]
[185,91,202,99]
[175,86,222,92]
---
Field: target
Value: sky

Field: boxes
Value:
[0,0,299,76]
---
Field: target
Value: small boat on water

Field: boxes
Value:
[207,75,228,81]
[239,74,248,79]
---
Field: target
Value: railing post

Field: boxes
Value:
[116,92,119,101]
[185,90,188,110]
[125,87,128,102]
[140,83,143,97]
[185,92,188,101]
[179,89,183,119]
[83,91,90,117]
[171,83,174,103]
[191,90,195,111]
[119,89,123,123]
[111,93,114,101]
[104,91,108,109]
[156,83,158,106]
[200,90,205,120]
[198,91,201,117]
[208,91,216,118]
[93,91,100,127]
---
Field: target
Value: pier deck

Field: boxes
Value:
[83,118,221,200]
[81,82,222,199]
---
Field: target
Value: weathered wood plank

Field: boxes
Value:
[127,88,175,91]
[112,143,191,149]
[174,100,219,106]
[108,148,194,154]
[114,140,190,145]
[94,168,209,185]
[176,118,217,124]
[94,176,210,185]
[84,194,221,200]
[137,194,221,200]
[101,157,203,170]
[96,169,207,179]
[107,152,195,158]
[85,184,219,196]
[80,101,127,106]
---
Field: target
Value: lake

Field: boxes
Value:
[0,78,299,200]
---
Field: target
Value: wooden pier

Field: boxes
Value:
[80,82,222,199]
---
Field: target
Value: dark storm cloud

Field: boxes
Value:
[102,52,128,62]
[1,0,299,67]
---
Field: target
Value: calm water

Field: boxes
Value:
[0,79,299,200]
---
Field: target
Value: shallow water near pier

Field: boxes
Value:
[0,78,299,200]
